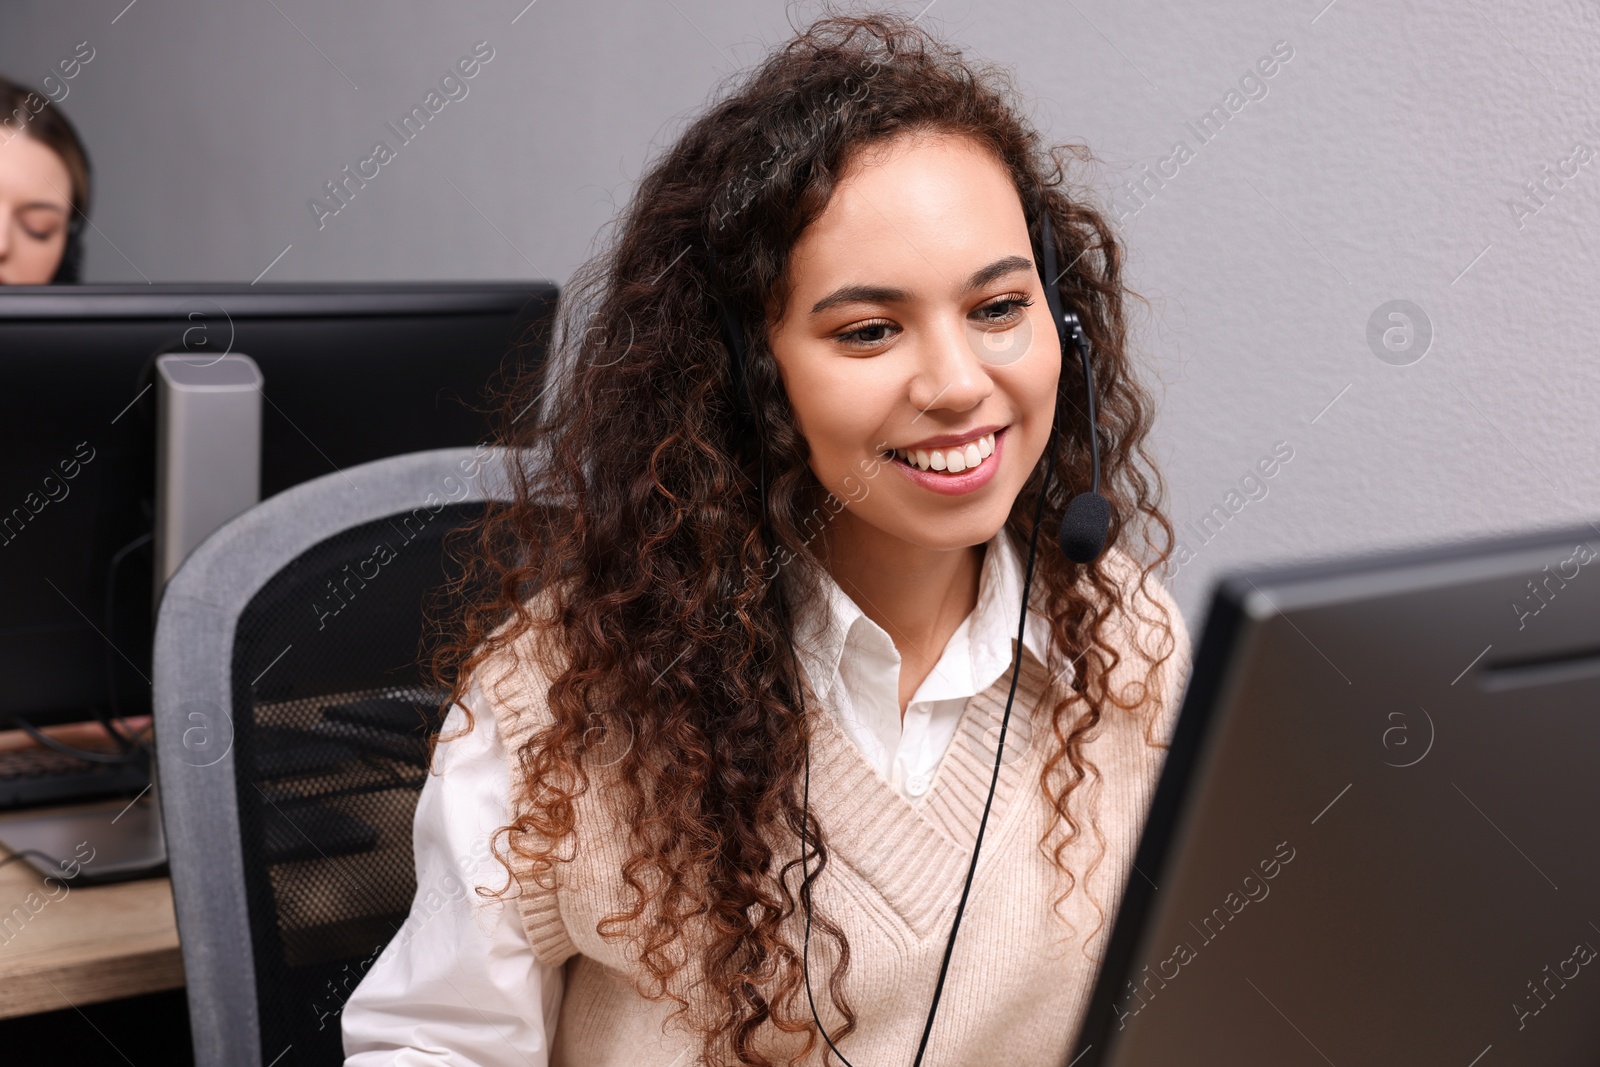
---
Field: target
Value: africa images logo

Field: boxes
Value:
[308,42,496,230]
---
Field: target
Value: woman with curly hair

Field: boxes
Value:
[344,10,1189,1066]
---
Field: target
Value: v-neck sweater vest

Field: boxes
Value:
[482,576,1187,1067]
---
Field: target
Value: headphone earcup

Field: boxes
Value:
[51,219,85,284]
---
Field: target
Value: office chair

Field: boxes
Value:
[153,447,514,1067]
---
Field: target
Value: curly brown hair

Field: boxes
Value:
[430,9,1180,1066]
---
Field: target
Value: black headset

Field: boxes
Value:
[50,215,87,284]
[708,199,1109,1065]
[50,138,92,285]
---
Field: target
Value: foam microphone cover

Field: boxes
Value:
[1059,492,1111,563]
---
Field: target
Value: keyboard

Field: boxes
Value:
[0,746,151,811]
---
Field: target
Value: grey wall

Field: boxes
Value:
[5,0,1597,627]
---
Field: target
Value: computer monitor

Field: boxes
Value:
[0,282,557,731]
[1073,519,1600,1065]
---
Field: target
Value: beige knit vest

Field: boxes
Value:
[481,568,1186,1067]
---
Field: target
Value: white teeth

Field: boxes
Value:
[893,431,999,474]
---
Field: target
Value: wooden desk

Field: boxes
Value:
[0,846,184,1019]
[0,719,183,1018]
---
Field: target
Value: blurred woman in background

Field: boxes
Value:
[0,73,91,284]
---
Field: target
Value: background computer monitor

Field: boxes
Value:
[0,282,557,731]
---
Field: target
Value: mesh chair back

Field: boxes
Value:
[154,448,512,1067]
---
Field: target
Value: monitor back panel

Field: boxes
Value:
[1078,524,1600,1066]
[0,283,556,727]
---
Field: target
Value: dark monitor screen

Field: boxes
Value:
[0,282,557,729]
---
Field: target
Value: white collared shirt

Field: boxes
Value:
[343,532,1061,1065]
[788,529,1058,799]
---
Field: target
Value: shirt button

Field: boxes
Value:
[906,774,929,797]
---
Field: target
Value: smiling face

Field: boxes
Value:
[0,132,73,285]
[766,129,1060,558]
